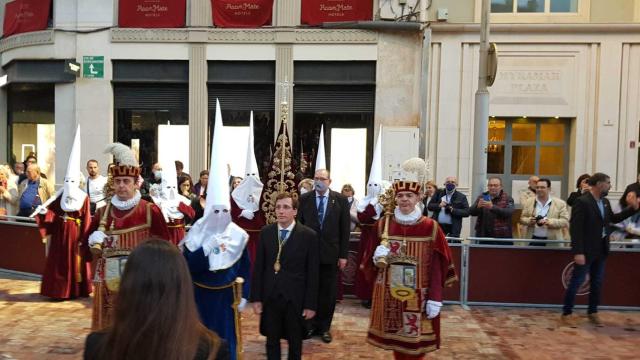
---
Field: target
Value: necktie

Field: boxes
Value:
[279,229,289,244]
[318,195,325,226]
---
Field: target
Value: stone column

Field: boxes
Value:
[190,0,212,27]
[189,43,208,173]
[0,71,7,163]
[275,43,294,139]
[54,84,77,186]
[275,0,301,27]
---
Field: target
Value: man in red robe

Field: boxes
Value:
[34,126,92,300]
[367,179,457,360]
[230,112,265,274]
[86,143,170,330]
[355,129,384,308]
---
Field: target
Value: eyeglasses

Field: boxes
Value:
[313,177,329,182]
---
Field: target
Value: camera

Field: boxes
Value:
[444,204,453,214]
[535,215,546,226]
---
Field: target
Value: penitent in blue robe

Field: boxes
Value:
[184,247,251,360]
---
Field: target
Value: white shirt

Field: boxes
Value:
[436,191,455,225]
[533,197,552,238]
[86,175,107,208]
[277,221,295,243]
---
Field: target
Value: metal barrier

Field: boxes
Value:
[464,237,640,310]
[0,216,45,275]
[1,221,638,310]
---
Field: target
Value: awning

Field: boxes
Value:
[2,0,51,38]
[212,0,274,28]
[301,0,373,26]
[118,0,186,28]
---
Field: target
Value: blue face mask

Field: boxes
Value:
[445,183,456,192]
[314,180,328,192]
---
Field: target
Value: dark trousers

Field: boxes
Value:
[309,263,338,333]
[264,294,303,360]
[529,235,548,246]
[562,256,606,315]
[440,223,452,236]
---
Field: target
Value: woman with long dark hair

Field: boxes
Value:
[84,239,229,360]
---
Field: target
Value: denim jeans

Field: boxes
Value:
[562,256,606,315]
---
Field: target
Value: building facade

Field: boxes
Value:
[2,0,640,235]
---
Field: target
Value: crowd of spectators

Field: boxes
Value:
[2,154,640,249]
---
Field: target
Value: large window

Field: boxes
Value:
[207,61,276,180]
[113,61,189,178]
[482,0,588,22]
[487,117,569,201]
[491,0,578,13]
[8,84,55,180]
[293,61,376,197]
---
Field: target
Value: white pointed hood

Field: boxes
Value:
[357,126,384,216]
[183,99,249,271]
[60,125,87,212]
[232,111,264,212]
[152,156,190,221]
[315,125,327,171]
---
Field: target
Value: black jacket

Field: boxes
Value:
[250,223,319,311]
[297,190,350,264]
[426,189,470,237]
[569,192,638,259]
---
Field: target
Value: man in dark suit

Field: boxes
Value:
[426,176,470,238]
[296,169,350,343]
[251,192,319,360]
[562,172,639,326]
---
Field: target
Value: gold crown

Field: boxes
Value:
[392,180,422,195]
[109,164,141,178]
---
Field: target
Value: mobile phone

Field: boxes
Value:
[482,194,491,202]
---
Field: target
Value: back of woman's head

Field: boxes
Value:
[99,238,217,360]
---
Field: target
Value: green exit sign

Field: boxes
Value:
[82,56,104,79]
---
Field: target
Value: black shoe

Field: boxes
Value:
[321,331,332,343]
[304,328,315,340]
[361,300,372,309]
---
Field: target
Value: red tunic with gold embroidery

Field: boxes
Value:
[367,215,456,356]
[87,199,170,330]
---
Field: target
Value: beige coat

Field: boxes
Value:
[519,196,570,243]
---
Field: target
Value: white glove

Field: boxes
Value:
[240,209,255,220]
[372,245,390,264]
[370,196,379,206]
[238,298,248,312]
[88,231,107,247]
[36,205,48,215]
[425,300,442,319]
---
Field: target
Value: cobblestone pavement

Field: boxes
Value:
[1,274,639,359]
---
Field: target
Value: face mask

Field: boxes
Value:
[300,188,308,195]
[445,183,456,192]
[601,189,609,197]
[153,170,162,180]
[314,181,328,192]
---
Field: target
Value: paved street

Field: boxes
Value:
[1,273,638,359]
